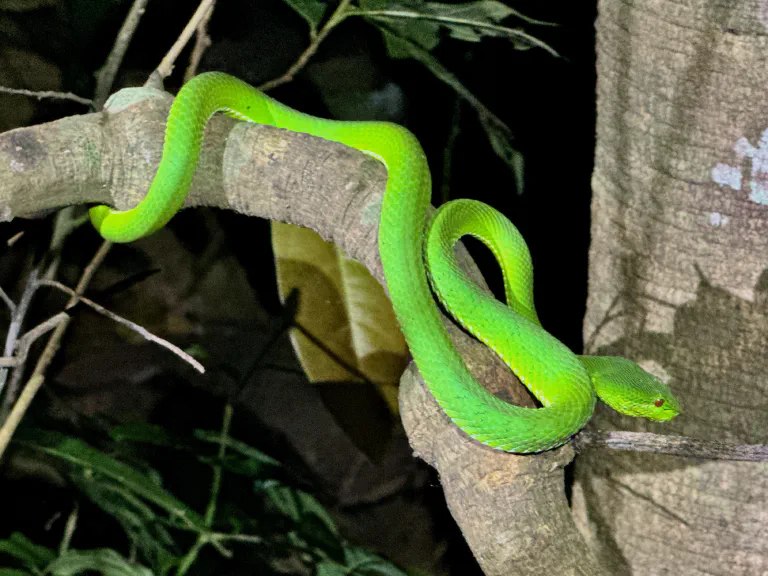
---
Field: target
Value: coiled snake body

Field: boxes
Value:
[91,72,680,453]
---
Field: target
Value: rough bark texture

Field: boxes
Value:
[1,88,606,574]
[574,1,768,574]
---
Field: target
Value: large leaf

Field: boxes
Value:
[46,549,154,576]
[272,222,408,412]
[14,429,206,531]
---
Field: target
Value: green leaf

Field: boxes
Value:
[110,424,179,448]
[46,549,154,576]
[72,472,179,573]
[194,430,281,467]
[14,429,206,531]
[343,547,407,575]
[317,564,345,576]
[281,0,328,35]
[359,0,439,52]
[317,546,407,576]
[0,570,34,576]
[0,533,56,571]
[255,481,338,536]
[355,0,557,56]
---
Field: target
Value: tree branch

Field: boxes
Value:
[573,430,768,462]
[0,87,712,576]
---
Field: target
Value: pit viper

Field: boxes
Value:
[90,72,680,453]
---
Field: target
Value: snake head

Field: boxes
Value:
[578,356,681,422]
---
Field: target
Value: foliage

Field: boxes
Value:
[282,0,557,193]
[3,420,408,575]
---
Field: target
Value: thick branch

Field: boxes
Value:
[574,431,768,462]
[0,91,595,575]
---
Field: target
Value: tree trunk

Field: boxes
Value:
[573,1,768,574]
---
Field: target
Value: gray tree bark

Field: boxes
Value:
[573,1,768,574]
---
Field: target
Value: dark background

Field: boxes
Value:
[0,0,597,573]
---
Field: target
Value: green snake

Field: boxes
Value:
[90,72,680,453]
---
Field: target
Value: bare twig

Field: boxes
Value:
[184,0,217,82]
[2,312,69,411]
[0,270,40,398]
[176,403,233,575]
[573,430,768,462]
[258,0,353,92]
[6,231,24,247]
[0,242,112,461]
[59,502,79,555]
[45,207,91,281]
[94,0,151,109]
[156,0,217,79]
[0,286,15,315]
[0,86,92,106]
[39,280,205,374]
[0,373,44,459]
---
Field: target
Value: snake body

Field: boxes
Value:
[91,72,680,453]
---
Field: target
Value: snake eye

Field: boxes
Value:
[654,399,664,408]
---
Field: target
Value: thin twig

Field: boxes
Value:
[156,0,217,79]
[293,322,375,386]
[205,403,231,525]
[258,0,353,92]
[176,403,233,576]
[59,501,79,555]
[184,0,217,82]
[0,242,112,461]
[1,312,70,416]
[0,86,92,106]
[0,269,40,398]
[93,0,151,109]
[38,280,205,374]
[0,373,43,460]
[573,430,768,462]
[212,532,263,545]
[45,208,91,281]
[6,231,23,247]
[0,286,15,315]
